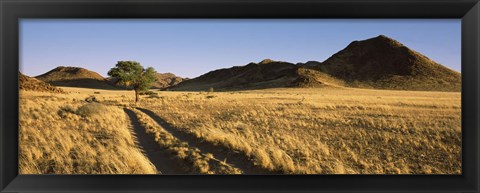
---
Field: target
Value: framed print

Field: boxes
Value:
[1,0,479,192]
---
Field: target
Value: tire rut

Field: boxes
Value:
[124,108,187,174]
[136,107,278,174]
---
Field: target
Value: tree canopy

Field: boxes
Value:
[108,61,157,102]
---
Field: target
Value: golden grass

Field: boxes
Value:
[19,90,157,174]
[20,86,461,174]
[130,108,242,174]
[137,87,461,174]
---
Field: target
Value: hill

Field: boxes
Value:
[152,73,187,89]
[36,66,118,89]
[19,72,64,93]
[311,35,461,91]
[169,59,338,91]
[171,35,460,92]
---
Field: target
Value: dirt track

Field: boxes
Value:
[136,107,276,174]
[124,108,186,174]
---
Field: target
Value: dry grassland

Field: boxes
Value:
[138,88,461,174]
[19,87,461,174]
[130,108,242,174]
[19,90,157,174]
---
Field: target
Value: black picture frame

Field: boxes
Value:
[1,0,479,192]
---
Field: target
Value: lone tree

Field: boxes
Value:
[108,61,157,102]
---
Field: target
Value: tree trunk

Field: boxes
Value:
[135,89,139,103]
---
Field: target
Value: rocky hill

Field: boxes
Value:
[311,35,461,91]
[170,35,460,92]
[19,72,64,93]
[36,66,118,89]
[151,73,186,89]
[170,59,319,91]
[32,35,460,92]
[36,66,187,90]
[169,59,346,91]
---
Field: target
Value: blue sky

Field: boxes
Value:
[20,19,461,78]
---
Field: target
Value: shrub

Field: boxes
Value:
[140,91,158,96]
[85,96,97,103]
[76,103,108,117]
[57,105,76,118]
[147,95,161,99]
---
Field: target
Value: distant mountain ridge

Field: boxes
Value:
[34,66,187,90]
[169,59,302,91]
[170,35,461,92]
[35,66,119,89]
[31,35,461,92]
[36,66,105,81]
[169,59,347,91]
[152,73,187,89]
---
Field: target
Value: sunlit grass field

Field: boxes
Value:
[19,91,157,174]
[19,87,461,174]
